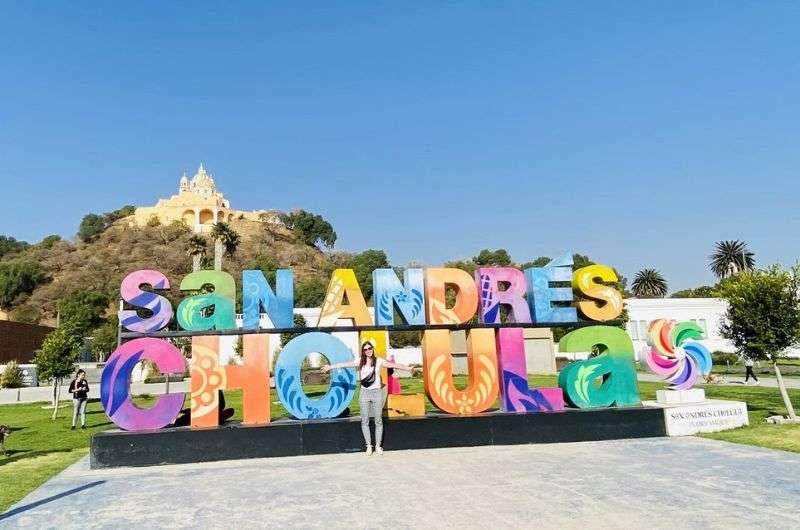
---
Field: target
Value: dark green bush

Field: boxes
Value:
[712,351,740,365]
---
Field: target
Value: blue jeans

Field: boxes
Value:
[72,398,87,427]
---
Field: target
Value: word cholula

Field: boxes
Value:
[103,254,640,431]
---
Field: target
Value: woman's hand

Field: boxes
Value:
[320,365,332,373]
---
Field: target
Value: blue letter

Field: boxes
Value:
[242,269,294,329]
[373,268,426,325]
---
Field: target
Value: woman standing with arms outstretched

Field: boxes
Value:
[322,340,414,455]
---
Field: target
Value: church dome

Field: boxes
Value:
[191,163,216,192]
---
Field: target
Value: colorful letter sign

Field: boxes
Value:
[476,267,532,324]
[105,256,638,433]
[119,270,173,332]
[373,268,425,325]
[573,264,623,321]
[496,328,563,412]
[558,326,640,408]
[275,332,356,419]
[425,268,478,325]
[190,335,271,427]
[318,269,372,326]
[422,329,498,414]
[101,338,185,431]
[177,270,236,330]
[242,269,294,329]
[525,254,578,324]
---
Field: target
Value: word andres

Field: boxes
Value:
[102,254,641,432]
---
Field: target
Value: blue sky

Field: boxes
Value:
[2,2,799,291]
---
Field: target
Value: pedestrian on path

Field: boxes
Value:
[744,356,759,385]
[322,340,414,455]
[68,369,90,429]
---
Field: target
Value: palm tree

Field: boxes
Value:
[710,240,755,279]
[210,222,241,271]
[185,235,207,272]
[631,268,668,298]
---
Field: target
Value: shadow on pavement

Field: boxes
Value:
[0,480,105,520]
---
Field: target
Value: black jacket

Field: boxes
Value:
[69,378,89,400]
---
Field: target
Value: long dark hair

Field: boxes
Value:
[359,341,376,370]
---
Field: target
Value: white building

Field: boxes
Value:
[624,298,733,361]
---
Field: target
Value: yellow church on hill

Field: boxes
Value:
[133,164,281,233]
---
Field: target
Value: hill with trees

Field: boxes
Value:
[0,206,633,356]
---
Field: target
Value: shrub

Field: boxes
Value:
[712,351,740,365]
[0,360,23,388]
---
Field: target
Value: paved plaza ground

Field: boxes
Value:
[2,436,800,529]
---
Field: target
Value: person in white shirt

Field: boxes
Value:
[322,340,414,455]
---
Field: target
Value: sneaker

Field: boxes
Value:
[81,425,86,430]
[365,445,373,456]
[70,426,75,430]
[755,380,760,385]
[376,447,384,455]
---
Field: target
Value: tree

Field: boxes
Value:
[105,205,135,222]
[631,268,668,298]
[210,222,241,270]
[518,256,552,270]
[90,317,119,362]
[251,255,279,284]
[77,205,136,242]
[35,325,81,419]
[0,261,45,307]
[281,314,308,346]
[295,277,327,307]
[719,265,800,419]
[0,235,29,258]
[443,259,477,276]
[77,213,107,241]
[351,249,389,300]
[710,240,755,279]
[186,235,208,272]
[38,234,61,249]
[58,290,109,336]
[670,285,718,298]
[280,210,337,248]
[472,248,512,266]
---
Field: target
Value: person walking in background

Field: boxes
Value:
[744,356,759,385]
[322,340,414,455]
[68,369,90,430]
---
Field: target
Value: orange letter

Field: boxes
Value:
[422,329,498,414]
[190,334,271,427]
[424,268,478,325]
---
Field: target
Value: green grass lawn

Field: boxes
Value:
[2,374,800,513]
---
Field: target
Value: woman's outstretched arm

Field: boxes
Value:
[383,361,415,372]
[320,360,358,372]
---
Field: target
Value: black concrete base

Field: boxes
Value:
[90,406,667,469]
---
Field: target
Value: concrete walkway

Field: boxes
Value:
[3,437,800,529]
